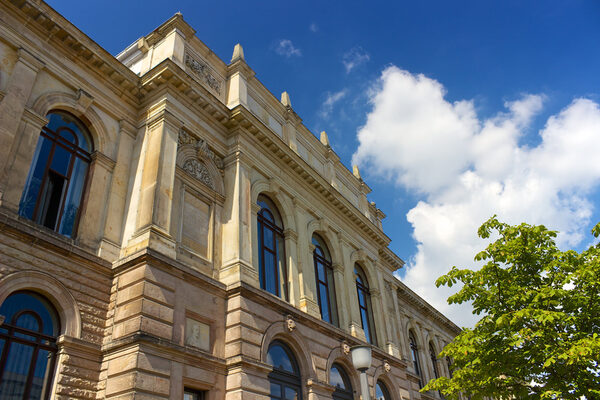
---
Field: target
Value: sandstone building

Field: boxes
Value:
[0,1,460,399]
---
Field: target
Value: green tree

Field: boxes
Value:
[422,217,600,399]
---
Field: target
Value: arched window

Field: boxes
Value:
[429,342,440,379]
[375,380,392,400]
[312,234,338,326]
[355,264,376,345]
[0,291,60,399]
[330,363,353,400]
[267,340,301,400]
[409,331,422,388]
[19,111,92,237]
[257,195,288,300]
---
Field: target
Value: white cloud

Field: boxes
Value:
[309,22,318,33]
[274,39,302,58]
[352,66,600,327]
[320,89,347,117]
[343,47,370,73]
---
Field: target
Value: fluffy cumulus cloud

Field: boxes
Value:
[274,39,302,57]
[343,47,370,73]
[352,66,600,327]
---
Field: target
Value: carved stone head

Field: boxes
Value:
[286,315,296,332]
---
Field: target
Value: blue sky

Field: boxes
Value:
[48,0,600,325]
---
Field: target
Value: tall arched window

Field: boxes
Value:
[355,264,376,345]
[257,195,288,300]
[330,363,353,400]
[429,342,440,379]
[267,340,302,400]
[0,291,60,399]
[409,331,422,388]
[19,111,92,237]
[446,356,453,378]
[375,380,392,400]
[312,234,338,326]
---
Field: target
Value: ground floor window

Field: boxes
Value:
[267,340,302,400]
[184,388,207,400]
[0,291,60,400]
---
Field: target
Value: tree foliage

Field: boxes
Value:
[422,217,600,399]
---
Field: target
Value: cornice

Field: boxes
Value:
[226,106,391,249]
[6,0,141,104]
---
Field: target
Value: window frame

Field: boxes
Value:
[0,291,60,400]
[330,362,353,400]
[375,380,392,400]
[19,111,92,237]
[257,196,289,301]
[409,331,423,388]
[312,234,339,326]
[267,340,302,400]
[355,264,377,345]
[429,342,440,380]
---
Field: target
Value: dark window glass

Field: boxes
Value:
[0,291,60,400]
[330,363,353,400]
[355,264,377,345]
[312,234,338,326]
[19,111,92,237]
[409,332,423,388]
[375,381,391,400]
[430,343,440,379]
[267,341,302,400]
[257,195,288,300]
[183,388,206,400]
[446,356,453,378]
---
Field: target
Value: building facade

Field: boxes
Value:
[0,1,460,399]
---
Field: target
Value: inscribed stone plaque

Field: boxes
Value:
[182,192,210,258]
[185,317,210,351]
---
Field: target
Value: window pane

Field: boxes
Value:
[267,344,296,374]
[263,227,274,249]
[318,283,330,323]
[284,387,298,400]
[30,349,54,399]
[376,382,391,400]
[316,262,325,282]
[0,292,59,336]
[19,137,52,219]
[14,313,39,332]
[0,342,34,398]
[50,145,71,176]
[270,382,281,398]
[360,308,371,343]
[330,365,346,390]
[264,252,277,295]
[59,157,88,237]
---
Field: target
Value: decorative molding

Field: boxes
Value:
[383,360,392,373]
[178,129,223,169]
[286,314,296,332]
[182,159,213,188]
[341,341,350,356]
[185,52,222,94]
[76,89,94,112]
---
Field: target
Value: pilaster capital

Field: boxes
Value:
[145,109,184,131]
[91,151,116,172]
[332,262,345,273]
[119,119,137,139]
[284,228,298,242]
[22,108,48,129]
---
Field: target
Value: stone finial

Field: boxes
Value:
[320,131,330,146]
[231,43,245,62]
[281,91,292,108]
[353,165,362,180]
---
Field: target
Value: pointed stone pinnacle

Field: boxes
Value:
[353,165,362,180]
[281,91,292,108]
[231,43,245,62]
[320,131,330,146]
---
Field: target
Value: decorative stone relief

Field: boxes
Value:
[182,159,213,189]
[185,53,222,94]
[185,317,210,351]
[286,315,296,332]
[341,341,351,356]
[178,130,223,169]
[383,360,392,373]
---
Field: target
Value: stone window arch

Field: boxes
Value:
[18,111,92,237]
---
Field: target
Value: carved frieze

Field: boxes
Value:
[185,53,222,94]
[182,159,213,189]
[178,129,224,169]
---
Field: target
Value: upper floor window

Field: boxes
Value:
[330,363,353,400]
[446,356,453,378]
[429,342,440,379]
[19,111,92,237]
[312,234,338,326]
[267,340,301,400]
[375,380,392,400]
[409,331,423,388]
[0,291,60,399]
[257,195,288,300]
[355,264,376,345]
